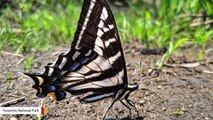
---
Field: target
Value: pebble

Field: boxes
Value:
[139,83,148,90]
[188,104,193,108]
[162,107,166,111]
[157,85,162,89]
[139,100,146,105]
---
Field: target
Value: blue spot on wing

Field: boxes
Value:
[49,86,56,92]
[80,57,90,64]
[64,49,98,72]
[90,52,97,60]
[69,62,80,71]
[55,91,66,100]
[49,77,57,83]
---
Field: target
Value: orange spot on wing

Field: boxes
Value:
[39,87,43,94]
[47,92,57,100]
[37,77,44,85]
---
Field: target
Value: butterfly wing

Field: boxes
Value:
[72,0,128,83]
[24,0,128,102]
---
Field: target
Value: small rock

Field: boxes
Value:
[157,85,162,89]
[134,51,141,56]
[205,117,209,120]
[139,100,146,105]
[188,104,193,108]
[139,83,148,90]
[162,107,166,111]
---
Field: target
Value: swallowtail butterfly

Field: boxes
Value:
[24,0,138,119]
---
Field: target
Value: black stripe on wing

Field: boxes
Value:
[80,92,114,103]
[59,48,124,94]
[71,0,128,84]
[72,0,96,49]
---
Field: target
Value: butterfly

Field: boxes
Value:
[24,0,138,119]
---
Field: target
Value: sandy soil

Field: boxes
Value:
[0,41,213,120]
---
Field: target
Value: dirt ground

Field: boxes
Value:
[0,41,213,120]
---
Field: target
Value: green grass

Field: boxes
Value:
[0,0,81,52]
[0,0,212,69]
[174,107,187,116]
[24,55,34,72]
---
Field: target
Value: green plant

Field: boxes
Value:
[174,107,187,116]
[5,73,14,80]
[193,27,213,60]
[156,38,189,69]
[24,55,34,72]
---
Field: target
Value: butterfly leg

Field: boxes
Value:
[102,99,116,120]
[125,99,139,117]
[120,99,132,116]
[120,99,139,117]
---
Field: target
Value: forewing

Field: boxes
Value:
[72,0,128,83]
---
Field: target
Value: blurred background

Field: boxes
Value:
[0,0,212,68]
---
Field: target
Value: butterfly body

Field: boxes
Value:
[24,0,138,119]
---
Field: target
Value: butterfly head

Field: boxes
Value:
[127,83,139,91]
[23,72,66,101]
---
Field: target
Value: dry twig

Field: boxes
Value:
[0,96,25,107]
